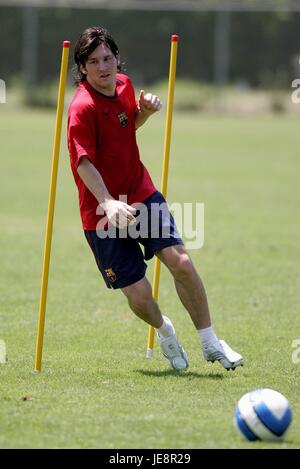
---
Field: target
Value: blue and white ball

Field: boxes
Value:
[234,388,292,441]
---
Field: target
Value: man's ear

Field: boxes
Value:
[80,64,87,75]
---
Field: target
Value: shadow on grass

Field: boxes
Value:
[134,369,224,379]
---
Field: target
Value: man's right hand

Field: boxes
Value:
[101,199,136,229]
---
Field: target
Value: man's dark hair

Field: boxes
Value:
[73,26,121,85]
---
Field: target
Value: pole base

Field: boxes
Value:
[0,340,7,364]
[146,348,153,358]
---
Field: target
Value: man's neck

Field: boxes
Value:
[87,76,116,97]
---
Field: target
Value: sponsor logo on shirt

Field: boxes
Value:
[117,111,128,127]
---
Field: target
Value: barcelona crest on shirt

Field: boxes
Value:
[117,111,128,127]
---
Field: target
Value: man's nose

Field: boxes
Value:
[98,60,108,71]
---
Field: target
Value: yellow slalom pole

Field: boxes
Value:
[146,35,179,358]
[34,41,71,372]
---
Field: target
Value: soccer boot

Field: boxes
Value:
[157,332,189,371]
[203,339,244,370]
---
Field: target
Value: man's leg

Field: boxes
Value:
[84,229,188,370]
[122,277,189,371]
[156,245,244,370]
[122,276,163,328]
[155,245,211,329]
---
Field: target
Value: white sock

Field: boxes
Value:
[156,316,175,338]
[198,326,219,347]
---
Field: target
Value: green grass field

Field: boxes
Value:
[0,106,299,449]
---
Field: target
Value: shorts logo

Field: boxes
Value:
[117,111,128,127]
[105,268,117,283]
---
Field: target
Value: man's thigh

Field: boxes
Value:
[85,230,147,289]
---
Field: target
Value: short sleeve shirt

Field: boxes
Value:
[67,74,157,229]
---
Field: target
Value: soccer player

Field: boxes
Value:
[67,26,244,371]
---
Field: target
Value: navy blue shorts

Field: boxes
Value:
[84,191,184,289]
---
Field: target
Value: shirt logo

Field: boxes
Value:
[117,112,128,127]
[105,268,117,283]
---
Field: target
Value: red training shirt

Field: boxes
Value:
[67,74,157,230]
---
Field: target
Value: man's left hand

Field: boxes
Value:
[138,90,162,115]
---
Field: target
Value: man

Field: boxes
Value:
[68,26,244,371]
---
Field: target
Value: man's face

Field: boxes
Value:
[82,43,119,96]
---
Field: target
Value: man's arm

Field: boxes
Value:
[135,90,162,129]
[77,157,136,228]
[77,156,111,205]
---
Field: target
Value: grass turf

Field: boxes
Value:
[0,107,299,448]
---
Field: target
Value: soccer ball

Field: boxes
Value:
[234,388,292,441]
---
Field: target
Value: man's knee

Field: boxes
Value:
[163,249,194,281]
[174,254,194,280]
[122,279,153,311]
